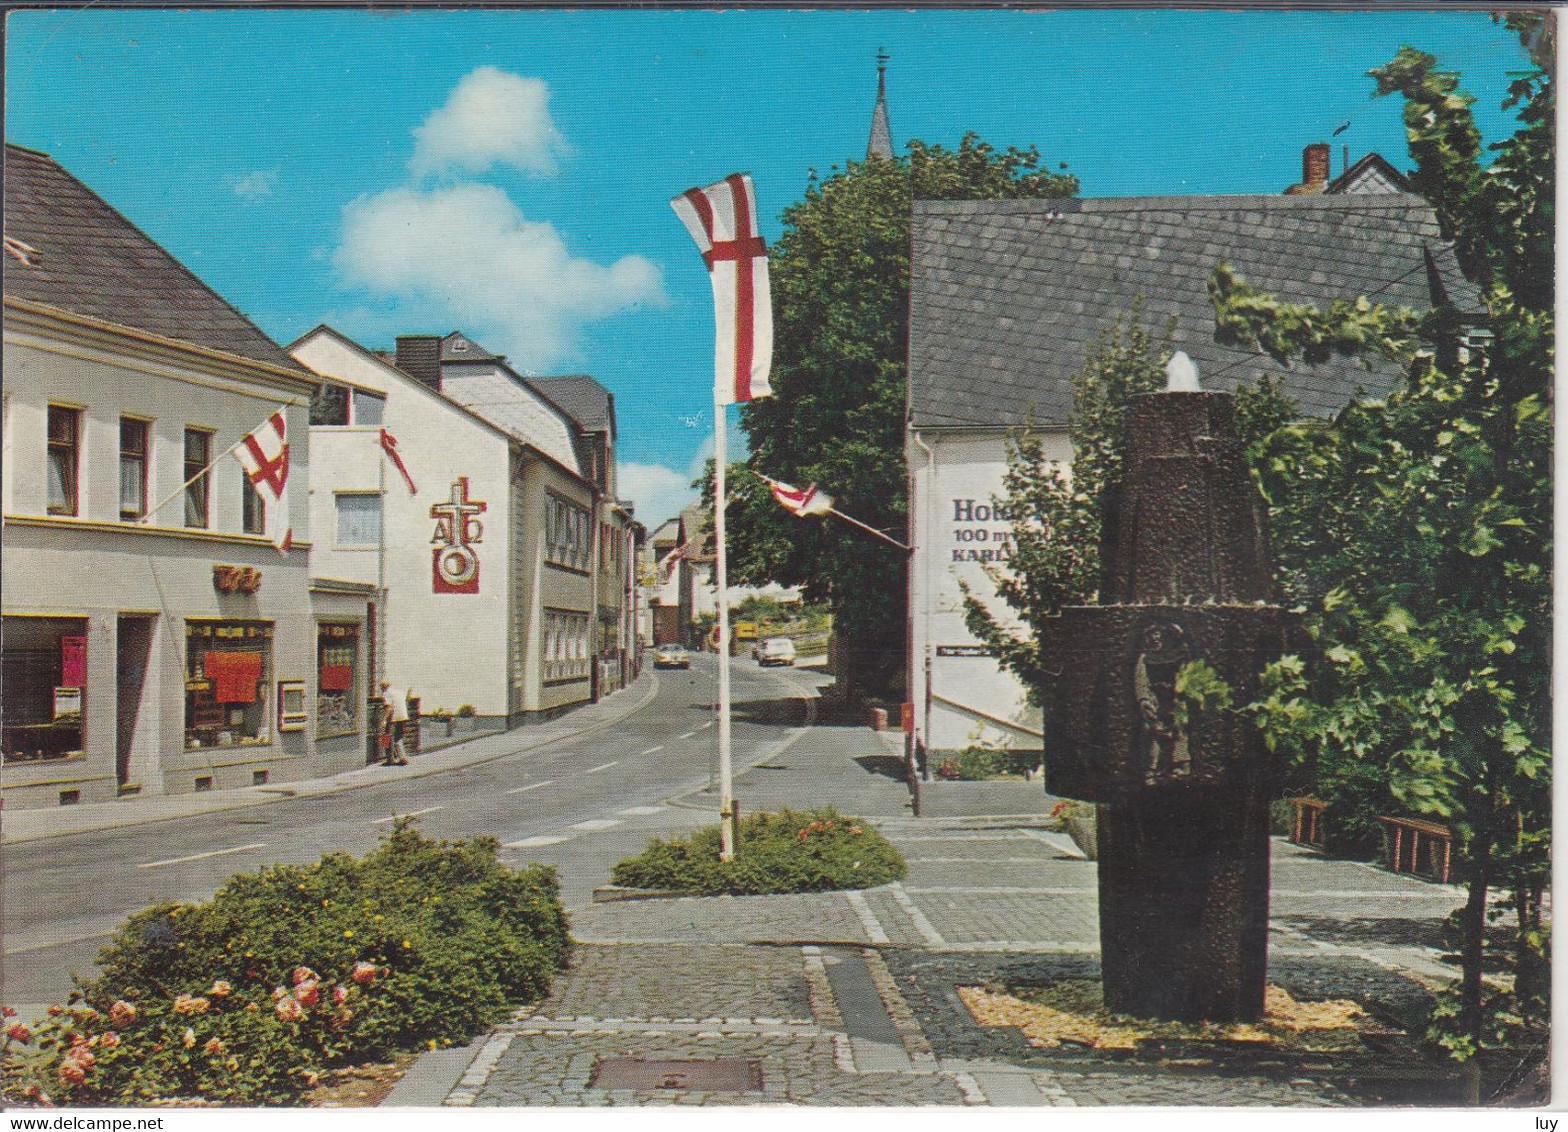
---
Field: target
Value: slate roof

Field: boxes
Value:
[439,366,585,478]
[524,375,615,437]
[3,143,304,372]
[908,193,1476,428]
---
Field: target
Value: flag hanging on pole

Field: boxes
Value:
[671,174,773,405]
[769,479,834,518]
[379,428,418,494]
[233,409,293,554]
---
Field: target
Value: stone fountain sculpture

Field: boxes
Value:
[1037,353,1300,1023]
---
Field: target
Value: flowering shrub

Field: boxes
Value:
[609,807,905,895]
[1,824,569,1106]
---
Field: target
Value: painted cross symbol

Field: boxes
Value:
[430,476,486,546]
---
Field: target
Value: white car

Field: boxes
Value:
[757,637,796,667]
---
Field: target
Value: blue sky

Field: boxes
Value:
[5,8,1533,529]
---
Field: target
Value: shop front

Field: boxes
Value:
[2,615,88,765]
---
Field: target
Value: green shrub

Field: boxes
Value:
[2,824,569,1106]
[610,808,905,895]
[935,746,1039,781]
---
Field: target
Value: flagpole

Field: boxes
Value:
[140,403,297,524]
[825,506,912,552]
[714,403,737,862]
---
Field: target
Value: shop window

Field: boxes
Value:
[185,621,272,750]
[46,405,81,516]
[351,389,385,426]
[316,622,361,738]
[335,493,382,547]
[1,616,87,763]
[183,428,212,529]
[119,417,149,521]
[241,474,266,535]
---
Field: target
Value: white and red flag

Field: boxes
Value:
[770,479,834,518]
[379,428,418,494]
[233,409,293,554]
[671,174,773,405]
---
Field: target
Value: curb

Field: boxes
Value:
[3,674,663,845]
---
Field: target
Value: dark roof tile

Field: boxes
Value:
[3,144,303,372]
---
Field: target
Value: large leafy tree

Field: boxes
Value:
[728,136,1077,699]
[1225,19,1552,1077]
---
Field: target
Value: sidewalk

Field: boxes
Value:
[1,675,660,844]
[389,719,1473,1108]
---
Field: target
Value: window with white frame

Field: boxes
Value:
[545,493,591,571]
[542,609,590,682]
[335,493,382,547]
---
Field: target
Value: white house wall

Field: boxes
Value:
[907,427,1071,756]
[293,331,513,720]
[3,325,319,807]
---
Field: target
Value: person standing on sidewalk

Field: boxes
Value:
[377,682,408,766]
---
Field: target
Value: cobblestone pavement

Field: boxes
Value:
[414,724,1482,1108]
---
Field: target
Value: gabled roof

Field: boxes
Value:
[3,143,304,373]
[909,192,1471,429]
[438,366,585,477]
[524,374,615,437]
[1327,152,1413,196]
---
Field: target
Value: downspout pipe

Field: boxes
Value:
[911,428,936,782]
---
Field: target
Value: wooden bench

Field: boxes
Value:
[1379,815,1455,883]
[1286,797,1328,849]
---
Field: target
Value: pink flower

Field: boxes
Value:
[172,993,210,1015]
[57,1060,86,1087]
[2,1006,16,1018]
[203,1037,226,1056]
[108,1001,137,1026]
[275,996,303,1023]
[351,961,378,986]
[849,826,864,835]
[46,1005,63,1017]
[182,1028,196,1050]
[295,981,320,1009]
[99,1032,120,1049]
[69,1049,95,1071]
[6,1022,32,1044]
[271,986,289,1002]
[299,1069,320,1088]
[333,985,350,1006]
[209,980,232,998]
[291,966,318,987]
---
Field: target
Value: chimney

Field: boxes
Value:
[1303,143,1331,187]
[395,335,443,390]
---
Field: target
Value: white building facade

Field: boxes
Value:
[2,144,333,808]
[905,179,1479,769]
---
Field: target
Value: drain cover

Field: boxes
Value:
[591,1057,763,1091]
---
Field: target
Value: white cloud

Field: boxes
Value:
[617,437,720,530]
[410,67,571,179]
[334,182,664,368]
[231,169,278,201]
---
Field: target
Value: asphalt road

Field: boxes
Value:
[2,655,821,1006]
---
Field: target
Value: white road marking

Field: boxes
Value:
[639,746,665,755]
[585,762,618,775]
[570,818,624,832]
[503,835,572,849]
[844,890,890,944]
[505,780,554,795]
[889,882,947,947]
[618,806,667,817]
[698,721,714,730]
[371,806,444,824]
[138,843,267,869]
[677,731,697,740]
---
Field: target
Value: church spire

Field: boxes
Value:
[867,48,893,161]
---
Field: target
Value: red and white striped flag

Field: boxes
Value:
[671,174,773,405]
[770,479,834,518]
[233,409,293,553]
[380,428,418,494]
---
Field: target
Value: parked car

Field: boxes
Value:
[757,637,796,667]
[653,644,691,669]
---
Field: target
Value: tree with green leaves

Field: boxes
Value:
[726,135,1077,700]
[1223,20,1552,1081]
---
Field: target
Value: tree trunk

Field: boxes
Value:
[1458,803,1493,1055]
[1513,880,1548,1023]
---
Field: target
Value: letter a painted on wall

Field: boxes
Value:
[430,477,487,594]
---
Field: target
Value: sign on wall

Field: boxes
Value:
[430,477,488,594]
